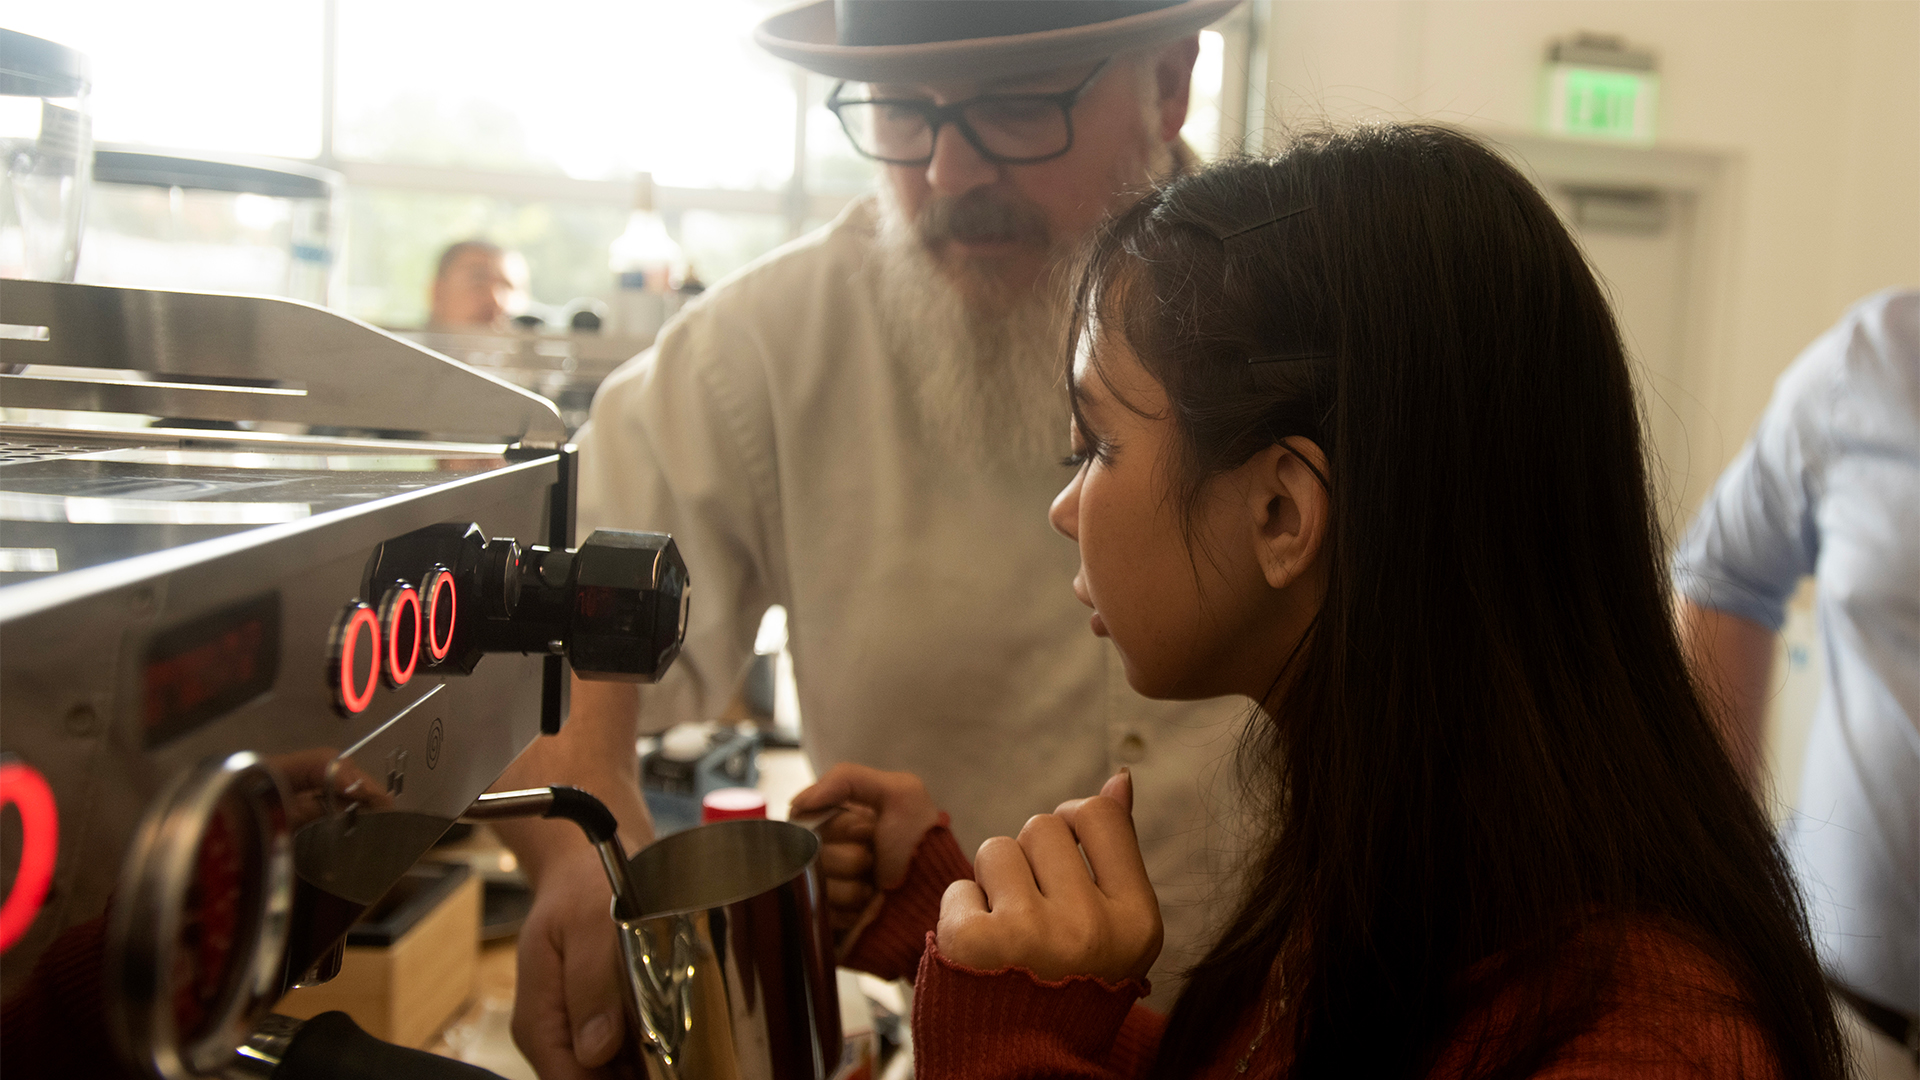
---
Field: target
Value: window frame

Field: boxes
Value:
[309,0,1261,239]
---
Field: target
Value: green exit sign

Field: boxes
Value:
[1544,64,1659,143]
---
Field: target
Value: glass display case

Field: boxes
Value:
[0,29,92,283]
[79,147,343,305]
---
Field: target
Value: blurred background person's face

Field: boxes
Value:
[428,244,529,330]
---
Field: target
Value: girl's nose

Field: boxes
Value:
[1049,471,1082,541]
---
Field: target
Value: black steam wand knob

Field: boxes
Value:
[475,530,689,685]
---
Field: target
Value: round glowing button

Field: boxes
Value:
[329,602,380,715]
[422,567,456,664]
[0,760,58,953]
[381,585,421,688]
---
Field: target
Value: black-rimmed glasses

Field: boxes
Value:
[827,59,1111,166]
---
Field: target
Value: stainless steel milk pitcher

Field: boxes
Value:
[615,818,841,1080]
[464,788,842,1080]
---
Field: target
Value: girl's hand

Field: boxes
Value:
[791,764,942,931]
[936,770,1162,984]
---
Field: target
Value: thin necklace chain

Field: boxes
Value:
[1233,994,1286,1074]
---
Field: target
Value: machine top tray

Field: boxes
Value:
[0,429,520,586]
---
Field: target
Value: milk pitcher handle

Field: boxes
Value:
[785,804,846,834]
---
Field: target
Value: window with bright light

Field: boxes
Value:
[334,0,798,189]
[7,3,326,160]
[8,3,1253,328]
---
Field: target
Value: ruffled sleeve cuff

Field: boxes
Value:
[911,935,1152,1079]
[839,818,973,981]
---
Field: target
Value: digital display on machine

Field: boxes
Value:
[142,594,282,748]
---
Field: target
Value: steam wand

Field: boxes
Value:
[461,787,645,920]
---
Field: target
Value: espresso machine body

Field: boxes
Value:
[0,280,682,1077]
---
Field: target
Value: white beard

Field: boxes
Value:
[868,203,1073,473]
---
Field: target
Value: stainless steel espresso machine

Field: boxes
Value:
[0,279,688,1078]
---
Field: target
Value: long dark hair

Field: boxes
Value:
[1066,124,1844,1078]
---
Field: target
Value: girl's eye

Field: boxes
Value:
[1060,436,1109,470]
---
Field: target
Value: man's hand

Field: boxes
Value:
[791,764,941,933]
[935,770,1161,984]
[490,677,654,1079]
[511,844,627,1079]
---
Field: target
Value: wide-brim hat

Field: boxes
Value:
[755,0,1242,84]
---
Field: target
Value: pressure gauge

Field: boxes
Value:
[108,752,293,1079]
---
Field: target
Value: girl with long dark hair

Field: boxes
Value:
[793,122,1847,1078]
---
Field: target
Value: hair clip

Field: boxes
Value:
[1214,203,1314,244]
[1247,351,1332,365]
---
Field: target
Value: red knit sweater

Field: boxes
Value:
[841,827,1782,1079]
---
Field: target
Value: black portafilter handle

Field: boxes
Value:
[461,786,645,920]
[240,1011,503,1080]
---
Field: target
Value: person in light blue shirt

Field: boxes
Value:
[1674,288,1919,1069]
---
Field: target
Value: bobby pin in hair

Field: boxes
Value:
[1213,203,1314,244]
[1247,351,1332,365]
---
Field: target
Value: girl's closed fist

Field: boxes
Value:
[936,771,1160,984]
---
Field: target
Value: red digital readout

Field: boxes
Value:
[142,594,282,748]
[331,604,381,715]
[423,568,456,663]
[145,621,266,732]
[382,585,421,688]
[0,760,58,953]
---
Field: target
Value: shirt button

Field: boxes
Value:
[1115,731,1147,764]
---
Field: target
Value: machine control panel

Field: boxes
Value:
[330,525,689,716]
[0,519,688,1077]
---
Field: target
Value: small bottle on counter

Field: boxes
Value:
[606,172,686,343]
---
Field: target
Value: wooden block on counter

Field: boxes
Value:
[278,864,481,1048]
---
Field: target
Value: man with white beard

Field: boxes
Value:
[491,4,1247,1077]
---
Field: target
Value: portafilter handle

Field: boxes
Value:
[461,787,645,920]
[229,1011,503,1079]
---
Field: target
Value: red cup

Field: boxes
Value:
[701,787,767,823]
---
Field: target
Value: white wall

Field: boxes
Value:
[1258,0,1920,484]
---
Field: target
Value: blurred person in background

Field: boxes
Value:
[427,238,529,330]
[1674,288,1919,1079]
[485,2,1247,1077]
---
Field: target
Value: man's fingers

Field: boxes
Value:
[1058,796,1153,902]
[511,922,597,1080]
[555,908,626,1069]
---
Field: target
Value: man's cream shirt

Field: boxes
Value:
[578,198,1251,1002]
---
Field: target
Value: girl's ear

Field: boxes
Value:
[1247,438,1330,591]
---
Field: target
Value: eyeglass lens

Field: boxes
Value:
[838,97,1071,164]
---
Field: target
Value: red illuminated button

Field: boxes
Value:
[328,602,380,715]
[421,567,456,663]
[0,760,58,953]
[381,585,421,688]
